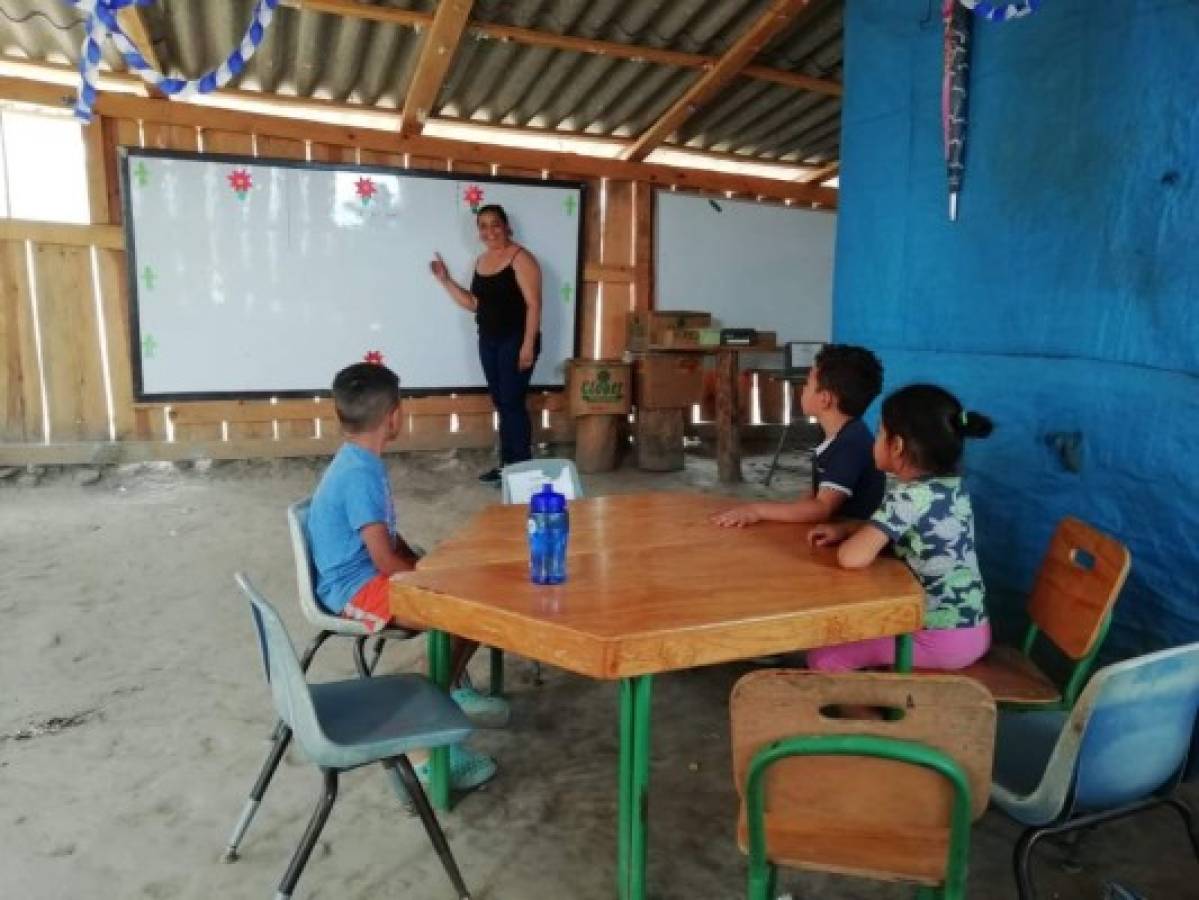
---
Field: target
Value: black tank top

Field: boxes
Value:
[471,250,527,337]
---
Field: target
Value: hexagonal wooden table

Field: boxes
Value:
[391,492,923,900]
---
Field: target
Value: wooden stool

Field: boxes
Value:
[635,408,684,471]
[574,414,621,473]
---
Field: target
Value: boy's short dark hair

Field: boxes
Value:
[813,344,884,418]
[332,362,401,433]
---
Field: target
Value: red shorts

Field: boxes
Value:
[341,574,394,635]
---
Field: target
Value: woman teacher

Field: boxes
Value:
[430,204,542,484]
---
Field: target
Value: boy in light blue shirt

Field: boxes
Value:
[306,361,501,791]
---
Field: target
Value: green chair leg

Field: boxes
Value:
[489,647,504,696]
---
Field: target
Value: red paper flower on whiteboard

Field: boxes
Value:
[364,350,384,365]
[355,177,377,205]
[228,168,253,200]
[463,184,485,213]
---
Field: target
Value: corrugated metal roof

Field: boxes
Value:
[0,0,842,163]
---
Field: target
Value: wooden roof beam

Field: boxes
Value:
[399,0,474,137]
[0,76,837,206]
[801,160,839,184]
[0,71,838,205]
[116,5,164,98]
[285,0,841,98]
[622,0,815,163]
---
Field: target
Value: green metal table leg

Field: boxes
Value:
[490,646,505,697]
[895,633,915,673]
[617,675,653,900]
[617,679,634,897]
[428,629,453,810]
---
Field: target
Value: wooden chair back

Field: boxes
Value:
[730,670,995,882]
[1028,518,1131,660]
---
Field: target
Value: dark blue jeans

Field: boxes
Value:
[478,331,539,465]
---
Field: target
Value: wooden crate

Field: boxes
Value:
[634,353,704,410]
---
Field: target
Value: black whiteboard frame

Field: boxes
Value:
[120,147,586,402]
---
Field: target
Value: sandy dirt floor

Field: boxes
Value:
[1,448,1193,899]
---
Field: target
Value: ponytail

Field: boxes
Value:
[881,384,993,475]
[958,409,994,439]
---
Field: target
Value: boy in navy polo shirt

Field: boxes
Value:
[712,344,884,526]
[306,361,501,792]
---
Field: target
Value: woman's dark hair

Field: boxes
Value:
[880,383,993,475]
[332,362,401,433]
[476,204,511,234]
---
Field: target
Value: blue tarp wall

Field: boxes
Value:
[835,0,1198,656]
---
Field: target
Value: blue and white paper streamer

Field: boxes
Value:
[958,0,1042,22]
[67,0,279,122]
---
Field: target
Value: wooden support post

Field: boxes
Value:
[575,415,621,474]
[635,409,684,472]
[715,349,742,483]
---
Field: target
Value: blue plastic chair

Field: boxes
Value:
[233,573,474,900]
[991,641,1199,899]
[500,458,583,505]
[222,499,422,864]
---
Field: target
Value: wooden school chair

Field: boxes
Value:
[730,670,996,900]
[222,497,424,862]
[959,517,1131,709]
[991,642,1199,899]
[233,574,474,900]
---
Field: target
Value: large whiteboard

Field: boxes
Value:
[655,192,834,344]
[122,150,583,399]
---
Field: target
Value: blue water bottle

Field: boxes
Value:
[528,483,569,585]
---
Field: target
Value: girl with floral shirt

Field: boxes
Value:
[807,383,994,671]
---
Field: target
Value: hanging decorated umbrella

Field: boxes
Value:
[941,0,1043,220]
[942,0,973,221]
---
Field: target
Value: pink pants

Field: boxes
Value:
[807,622,991,673]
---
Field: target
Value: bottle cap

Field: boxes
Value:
[529,482,566,514]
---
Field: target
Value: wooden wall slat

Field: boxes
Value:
[203,129,254,155]
[256,135,305,160]
[577,178,604,359]
[632,181,654,313]
[0,240,43,442]
[143,122,199,152]
[408,155,450,173]
[33,244,108,441]
[359,149,406,168]
[164,393,564,426]
[600,180,634,358]
[452,160,490,176]
[101,117,143,225]
[84,120,110,225]
[309,143,358,164]
[95,248,135,439]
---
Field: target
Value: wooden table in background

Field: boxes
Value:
[653,342,783,483]
[391,492,923,900]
